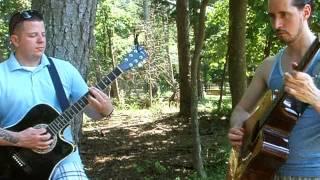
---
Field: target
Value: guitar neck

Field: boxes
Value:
[47,66,123,135]
[257,38,320,130]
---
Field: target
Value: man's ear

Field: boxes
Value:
[303,4,312,20]
[10,35,19,48]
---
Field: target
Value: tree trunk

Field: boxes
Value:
[176,0,191,117]
[32,0,98,144]
[197,57,203,99]
[190,0,209,177]
[228,0,248,108]
[143,0,150,23]
[218,56,228,111]
[164,14,175,84]
[107,28,120,101]
[143,0,153,107]
[92,38,102,82]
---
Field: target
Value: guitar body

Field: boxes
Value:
[230,91,298,180]
[0,104,74,180]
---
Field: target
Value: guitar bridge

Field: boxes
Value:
[12,152,32,173]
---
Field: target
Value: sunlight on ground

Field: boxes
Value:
[83,103,180,132]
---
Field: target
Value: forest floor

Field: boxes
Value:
[80,102,231,180]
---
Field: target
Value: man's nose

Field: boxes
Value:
[37,35,45,43]
[273,18,283,29]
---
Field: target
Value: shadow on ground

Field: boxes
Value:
[80,109,230,179]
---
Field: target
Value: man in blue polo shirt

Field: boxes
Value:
[0,10,113,179]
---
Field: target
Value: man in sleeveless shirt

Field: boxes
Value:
[228,0,320,179]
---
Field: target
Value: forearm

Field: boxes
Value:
[0,128,19,146]
[230,105,251,128]
[84,105,113,120]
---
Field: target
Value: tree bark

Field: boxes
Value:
[190,0,209,177]
[228,0,248,108]
[164,14,175,84]
[176,0,191,117]
[32,0,98,144]
[107,28,120,100]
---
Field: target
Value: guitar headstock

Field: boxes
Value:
[118,45,148,72]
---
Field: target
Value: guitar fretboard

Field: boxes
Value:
[47,67,123,135]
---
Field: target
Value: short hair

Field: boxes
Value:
[9,10,43,36]
[292,0,315,15]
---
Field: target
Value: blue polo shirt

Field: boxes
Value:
[0,53,88,165]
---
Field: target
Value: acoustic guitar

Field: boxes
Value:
[229,38,320,180]
[0,45,148,180]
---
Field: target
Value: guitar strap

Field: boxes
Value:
[47,57,70,112]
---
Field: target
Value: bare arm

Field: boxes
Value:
[0,128,19,145]
[0,127,53,150]
[230,58,273,127]
[228,57,274,149]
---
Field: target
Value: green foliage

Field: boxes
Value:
[203,0,229,85]
[311,1,320,33]
[133,160,168,178]
[0,0,30,60]
[204,0,320,83]
[94,0,142,69]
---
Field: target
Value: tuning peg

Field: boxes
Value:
[124,58,129,62]
[137,63,143,68]
[134,59,138,64]
[129,63,134,67]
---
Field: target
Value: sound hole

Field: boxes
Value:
[32,124,57,154]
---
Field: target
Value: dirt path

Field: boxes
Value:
[80,107,229,179]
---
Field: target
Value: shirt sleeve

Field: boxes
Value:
[66,62,89,103]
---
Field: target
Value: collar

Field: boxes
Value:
[7,53,50,72]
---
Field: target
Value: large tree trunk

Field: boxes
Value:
[143,0,154,107]
[190,0,209,177]
[176,0,191,117]
[228,0,248,108]
[32,0,98,144]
